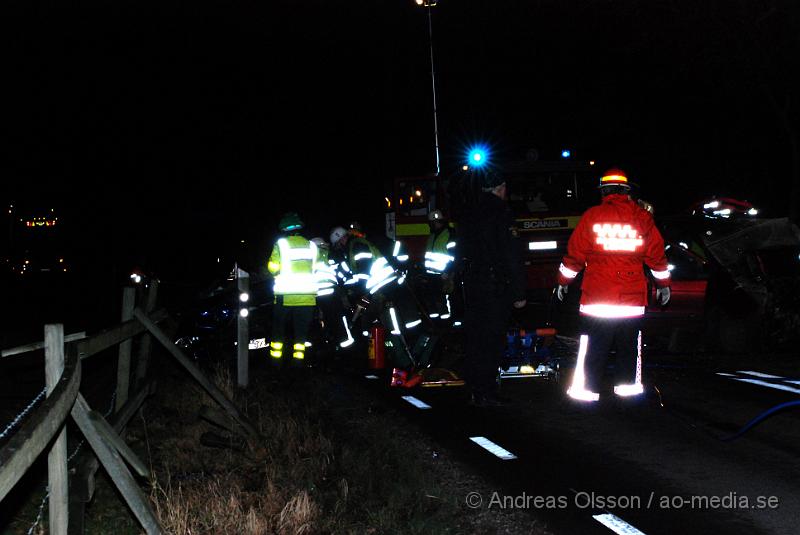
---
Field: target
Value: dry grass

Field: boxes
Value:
[139,359,550,535]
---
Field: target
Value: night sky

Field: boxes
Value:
[3,0,799,282]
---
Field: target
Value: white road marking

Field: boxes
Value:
[592,513,646,535]
[401,396,432,409]
[737,370,785,380]
[365,374,379,380]
[469,436,517,460]
[715,372,737,377]
[732,378,800,395]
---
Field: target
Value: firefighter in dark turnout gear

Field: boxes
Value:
[557,169,671,402]
[458,171,527,407]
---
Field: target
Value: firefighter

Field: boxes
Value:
[459,170,527,407]
[423,209,457,321]
[267,212,319,364]
[330,225,421,371]
[556,168,671,402]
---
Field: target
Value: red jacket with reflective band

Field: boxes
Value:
[557,194,671,309]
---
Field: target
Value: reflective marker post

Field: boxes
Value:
[236,266,250,389]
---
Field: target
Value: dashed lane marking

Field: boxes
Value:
[592,513,647,535]
[469,436,517,460]
[401,395,432,409]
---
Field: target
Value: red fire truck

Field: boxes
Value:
[384,161,800,353]
[385,158,599,302]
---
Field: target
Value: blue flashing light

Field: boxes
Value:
[561,149,571,158]
[467,146,489,167]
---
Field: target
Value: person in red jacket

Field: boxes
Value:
[556,169,671,402]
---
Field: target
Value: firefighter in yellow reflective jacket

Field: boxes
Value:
[423,209,457,321]
[268,213,319,363]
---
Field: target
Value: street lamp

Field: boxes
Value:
[415,0,440,175]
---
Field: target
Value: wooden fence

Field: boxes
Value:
[0,279,260,534]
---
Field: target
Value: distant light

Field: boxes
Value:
[415,0,423,4]
[747,208,758,216]
[130,273,142,284]
[240,240,246,244]
[415,189,422,197]
[385,197,391,208]
[589,160,596,166]
[529,241,558,251]
[239,308,249,318]
[462,165,469,171]
[239,292,250,303]
[561,149,571,158]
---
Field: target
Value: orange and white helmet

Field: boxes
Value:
[598,168,630,189]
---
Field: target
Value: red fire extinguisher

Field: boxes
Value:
[367,325,386,369]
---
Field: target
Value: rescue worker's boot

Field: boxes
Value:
[291,343,307,367]
[269,341,284,367]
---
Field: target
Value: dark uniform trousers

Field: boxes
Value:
[580,314,642,392]
[463,274,513,396]
[271,296,314,349]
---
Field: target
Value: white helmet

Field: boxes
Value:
[330,226,348,245]
[428,209,444,222]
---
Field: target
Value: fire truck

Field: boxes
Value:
[384,157,598,303]
[384,158,800,353]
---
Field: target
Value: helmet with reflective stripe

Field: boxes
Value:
[347,221,366,238]
[598,168,630,189]
[279,212,304,232]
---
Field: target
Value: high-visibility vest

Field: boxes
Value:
[425,228,456,274]
[268,235,318,306]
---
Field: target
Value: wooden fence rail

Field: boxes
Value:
[0,283,165,534]
[0,279,258,534]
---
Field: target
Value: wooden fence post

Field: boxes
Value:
[134,279,159,390]
[45,324,68,535]
[133,308,260,438]
[237,267,250,388]
[116,287,136,413]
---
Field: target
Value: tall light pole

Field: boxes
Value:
[415,0,440,176]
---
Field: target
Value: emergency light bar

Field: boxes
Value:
[528,241,558,251]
